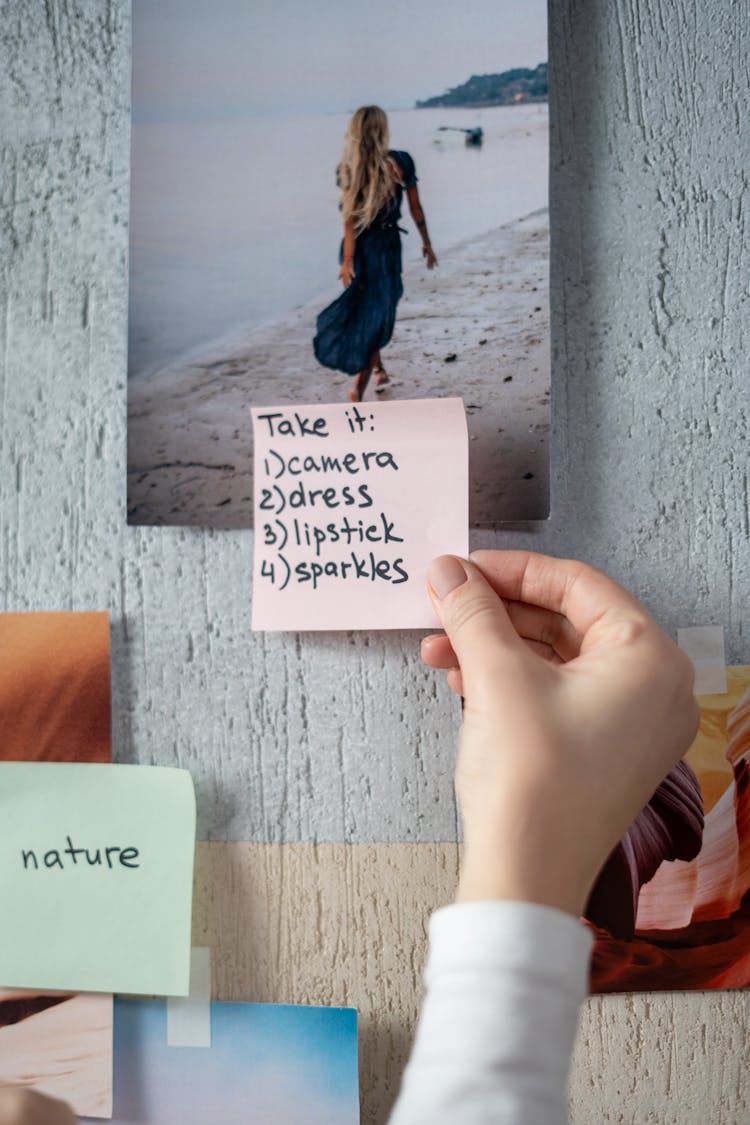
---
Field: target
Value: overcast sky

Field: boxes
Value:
[133,0,548,120]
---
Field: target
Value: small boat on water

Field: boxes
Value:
[436,125,484,147]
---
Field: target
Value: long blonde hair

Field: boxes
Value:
[338,106,395,233]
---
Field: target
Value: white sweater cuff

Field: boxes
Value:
[389,900,593,1125]
[427,899,592,993]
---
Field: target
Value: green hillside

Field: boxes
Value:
[416,63,548,108]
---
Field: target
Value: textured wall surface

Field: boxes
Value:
[1,0,749,1122]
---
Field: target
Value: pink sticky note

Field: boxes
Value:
[252,398,468,630]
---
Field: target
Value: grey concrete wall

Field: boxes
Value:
[2,1,749,1122]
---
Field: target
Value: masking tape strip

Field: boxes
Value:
[167,946,211,1047]
[677,626,727,695]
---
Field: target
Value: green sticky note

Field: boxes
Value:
[0,763,196,996]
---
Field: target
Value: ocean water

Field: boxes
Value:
[128,103,548,379]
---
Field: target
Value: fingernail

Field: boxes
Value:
[427,556,468,600]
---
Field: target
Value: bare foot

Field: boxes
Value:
[348,387,361,403]
[374,367,389,386]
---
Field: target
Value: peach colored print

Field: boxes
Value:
[590,668,750,993]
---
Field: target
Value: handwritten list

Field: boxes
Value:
[252,398,468,630]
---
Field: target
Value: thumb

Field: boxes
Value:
[426,556,524,686]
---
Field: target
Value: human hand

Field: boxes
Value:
[338,260,355,287]
[422,245,437,270]
[421,551,699,918]
[0,1087,76,1125]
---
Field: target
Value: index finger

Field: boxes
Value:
[468,550,651,640]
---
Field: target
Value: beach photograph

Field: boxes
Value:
[128,0,550,527]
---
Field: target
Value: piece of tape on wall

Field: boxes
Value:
[167,946,212,1047]
[677,626,728,695]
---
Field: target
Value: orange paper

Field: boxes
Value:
[0,612,111,762]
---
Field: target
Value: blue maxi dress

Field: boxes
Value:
[313,150,417,376]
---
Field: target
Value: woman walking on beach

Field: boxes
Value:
[314,105,437,403]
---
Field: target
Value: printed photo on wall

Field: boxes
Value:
[127,0,550,528]
[0,612,114,1117]
[80,999,359,1124]
[0,991,113,1119]
[0,612,111,763]
[588,668,750,993]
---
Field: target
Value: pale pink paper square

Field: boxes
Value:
[252,398,468,630]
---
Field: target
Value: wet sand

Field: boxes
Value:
[127,208,550,527]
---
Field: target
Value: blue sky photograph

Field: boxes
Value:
[81,999,359,1124]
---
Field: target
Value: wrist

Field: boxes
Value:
[457,833,588,919]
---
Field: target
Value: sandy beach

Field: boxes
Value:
[127,208,550,527]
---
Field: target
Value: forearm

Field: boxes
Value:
[405,185,432,250]
[342,217,356,264]
[388,901,591,1125]
[457,823,591,919]
[411,205,432,250]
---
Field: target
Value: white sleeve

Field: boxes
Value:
[388,900,593,1125]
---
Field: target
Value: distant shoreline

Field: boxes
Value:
[415,62,547,109]
[417,97,548,109]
